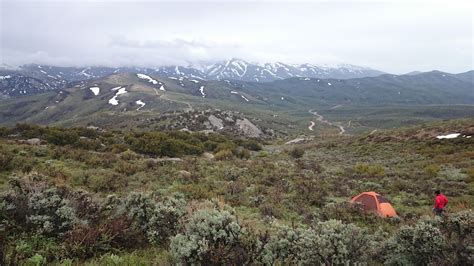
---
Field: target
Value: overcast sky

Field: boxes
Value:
[0,0,472,73]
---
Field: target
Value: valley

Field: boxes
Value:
[2,0,473,264]
[1,64,473,138]
[0,61,473,265]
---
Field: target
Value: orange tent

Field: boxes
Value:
[351,191,397,218]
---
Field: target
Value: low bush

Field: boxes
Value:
[215,149,234,160]
[354,163,386,177]
[261,220,372,264]
[379,219,446,265]
[170,204,249,264]
[0,147,13,171]
[289,147,305,158]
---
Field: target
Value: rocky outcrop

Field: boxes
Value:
[151,109,267,138]
[236,118,263,138]
[208,115,224,130]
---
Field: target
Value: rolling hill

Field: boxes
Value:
[0,69,472,136]
[0,59,385,97]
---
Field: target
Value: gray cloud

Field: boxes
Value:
[0,0,472,73]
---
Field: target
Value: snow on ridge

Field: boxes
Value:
[199,86,206,97]
[136,100,146,110]
[137,73,158,84]
[80,69,92,78]
[175,66,181,75]
[108,87,127,105]
[435,133,471,140]
[229,90,249,102]
[0,75,11,80]
[436,133,460,139]
[189,79,200,83]
[89,86,100,96]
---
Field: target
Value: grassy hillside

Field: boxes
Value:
[0,120,472,264]
[0,72,473,137]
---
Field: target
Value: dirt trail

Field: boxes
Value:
[159,93,193,112]
[308,110,345,135]
[308,121,315,131]
[149,83,193,112]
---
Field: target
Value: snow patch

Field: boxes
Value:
[89,87,100,96]
[137,73,158,84]
[327,82,332,86]
[136,100,146,110]
[0,75,11,80]
[189,79,200,83]
[241,95,249,102]
[199,86,206,97]
[80,69,92,78]
[108,87,127,105]
[436,133,461,139]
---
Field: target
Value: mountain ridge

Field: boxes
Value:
[0,58,385,96]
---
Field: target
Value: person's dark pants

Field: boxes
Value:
[433,208,444,216]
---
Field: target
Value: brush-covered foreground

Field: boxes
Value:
[0,121,473,265]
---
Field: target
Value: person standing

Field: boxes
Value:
[433,190,448,216]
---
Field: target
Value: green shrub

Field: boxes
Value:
[354,163,385,177]
[215,149,234,160]
[0,147,13,171]
[170,206,248,264]
[146,194,187,245]
[27,187,78,236]
[289,147,305,158]
[124,192,155,232]
[260,226,306,264]
[424,164,440,178]
[440,210,474,264]
[299,220,372,264]
[235,148,251,159]
[239,139,262,151]
[2,177,78,237]
[380,220,445,265]
[26,253,47,266]
[44,130,79,146]
[126,132,204,157]
[11,235,64,264]
[261,220,372,265]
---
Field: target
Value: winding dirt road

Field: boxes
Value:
[308,110,345,135]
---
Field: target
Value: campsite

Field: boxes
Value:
[0,121,472,264]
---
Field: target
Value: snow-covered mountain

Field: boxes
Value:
[0,59,385,96]
[199,58,385,82]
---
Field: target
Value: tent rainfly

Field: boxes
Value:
[351,191,397,218]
